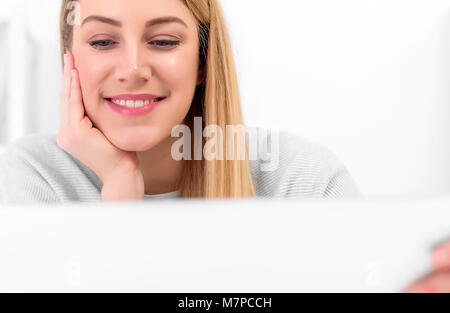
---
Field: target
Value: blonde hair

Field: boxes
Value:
[60,0,256,198]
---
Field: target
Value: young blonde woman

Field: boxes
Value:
[0,0,359,202]
[1,0,450,293]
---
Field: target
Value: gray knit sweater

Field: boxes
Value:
[0,128,360,204]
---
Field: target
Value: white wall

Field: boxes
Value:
[0,0,61,143]
[222,0,450,196]
[1,0,450,196]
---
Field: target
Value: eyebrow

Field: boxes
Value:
[81,15,188,28]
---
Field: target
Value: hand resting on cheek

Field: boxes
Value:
[57,51,145,201]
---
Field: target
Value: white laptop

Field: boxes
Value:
[0,196,449,292]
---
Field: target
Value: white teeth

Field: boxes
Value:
[110,98,160,108]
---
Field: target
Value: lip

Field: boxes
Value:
[105,97,166,116]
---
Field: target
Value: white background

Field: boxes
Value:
[1,0,450,196]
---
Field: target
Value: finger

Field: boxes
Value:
[60,52,73,126]
[68,68,85,125]
[432,241,450,271]
[63,52,74,99]
[403,271,450,293]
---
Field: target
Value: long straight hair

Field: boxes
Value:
[60,0,256,198]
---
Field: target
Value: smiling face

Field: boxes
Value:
[71,0,202,151]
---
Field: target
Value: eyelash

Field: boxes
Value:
[88,39,180,50]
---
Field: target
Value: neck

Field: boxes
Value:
[136,135,183,195]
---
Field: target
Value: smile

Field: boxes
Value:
[104,94,167,116]
[109,98,161,108]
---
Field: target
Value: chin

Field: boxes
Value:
[106,127,165,152]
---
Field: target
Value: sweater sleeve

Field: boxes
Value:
[249,128,362,198]
[0,134,103,205]
[323,162,361,198]
[0,146,59,205]
[278,144,361,199]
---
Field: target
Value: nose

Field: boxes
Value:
[115,43,152,83]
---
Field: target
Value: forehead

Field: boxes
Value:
[76,0,196,28]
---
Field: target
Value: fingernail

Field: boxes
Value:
[71,69,76,77]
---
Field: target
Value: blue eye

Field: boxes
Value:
[150,40,180,49]
[89,40,115,50]
[88,39,180,51]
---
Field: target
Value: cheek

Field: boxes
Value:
[74,52,111,106]
[159,52,199,94]
[162,52,200,126]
